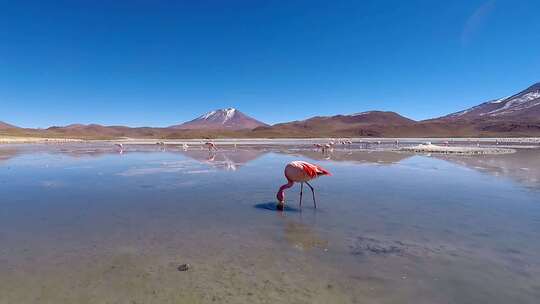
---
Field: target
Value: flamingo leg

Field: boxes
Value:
[299,182,304,208]
[305,181,317,208]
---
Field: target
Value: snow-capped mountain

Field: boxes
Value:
[442,82,540,121]
[171,108,268,130]
[0,121,18,129]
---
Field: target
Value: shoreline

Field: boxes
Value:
[2,136,536,156]
[398,143,516,155]
[2,136,540,145]
[0,136,84,144]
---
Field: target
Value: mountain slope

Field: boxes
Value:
[252,111,416,137]
[2,82,540,139]
[44,124,167,139]
[412,82,540,136]
[438,82,540,122]
[0,121,18,129]
[171,108,268,130]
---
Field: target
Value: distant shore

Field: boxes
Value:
[1,135,539,145]
[0,136,84,144]
[398,143,516,155]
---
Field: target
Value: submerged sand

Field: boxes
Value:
[1,144,540,303]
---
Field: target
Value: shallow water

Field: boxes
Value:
[1,144,540,304]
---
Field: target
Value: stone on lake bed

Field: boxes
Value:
[177,263,191,271]
[350,236,447,258]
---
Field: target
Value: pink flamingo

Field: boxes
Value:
[114,143,124,154]
[321,143,334,153]
[204,142,217,151]
[276,161,331,210]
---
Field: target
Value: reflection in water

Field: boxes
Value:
[0,147,20,164]
[2,143,540,190]
[1,144,539,189]
[0,143,540,303]
[286,149,413,165]
[435,149,540,190]
[283,221,328,251]
[179,149,265,171]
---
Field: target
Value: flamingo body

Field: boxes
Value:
[285,161,330,182]
[204,142,217,151]
[277,161,331,210]
[114,143,124,154]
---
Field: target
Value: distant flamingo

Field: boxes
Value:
[114,143,124,153]
[276,161,331,210]
[321,143,334,153]
[204,142,217,151]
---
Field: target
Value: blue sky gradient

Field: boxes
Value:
[1,0,539,127]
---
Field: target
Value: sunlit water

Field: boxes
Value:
[1,144,539,304]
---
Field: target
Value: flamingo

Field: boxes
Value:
[276,161,331,210]
[204,142,217,151]
[114,143,124,153]
[321,143,334,153]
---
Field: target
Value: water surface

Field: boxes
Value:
[1,144,539,303]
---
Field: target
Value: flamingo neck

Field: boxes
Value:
[276,180,294,202]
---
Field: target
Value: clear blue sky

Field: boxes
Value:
[1,0,539,128]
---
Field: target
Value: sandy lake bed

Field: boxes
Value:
[1,143,539,303]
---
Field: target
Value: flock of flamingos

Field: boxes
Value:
[113,139,356,211]
[108,136,536,210]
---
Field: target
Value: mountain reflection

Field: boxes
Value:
[283,149,413,165]
[0,147,20,164]
[433,149,540,191]
[178,149,265,171]
[0,144,539,190]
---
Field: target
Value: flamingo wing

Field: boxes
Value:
[293,161,331,178]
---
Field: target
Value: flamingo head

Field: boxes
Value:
[276,189,285,204]
[276,197,285,211]
[276,188,286,211]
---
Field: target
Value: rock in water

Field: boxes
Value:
[177,263,191,271]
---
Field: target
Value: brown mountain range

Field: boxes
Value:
[0,121,17,130]
[1,82,539,139]
[250,111,416,137]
